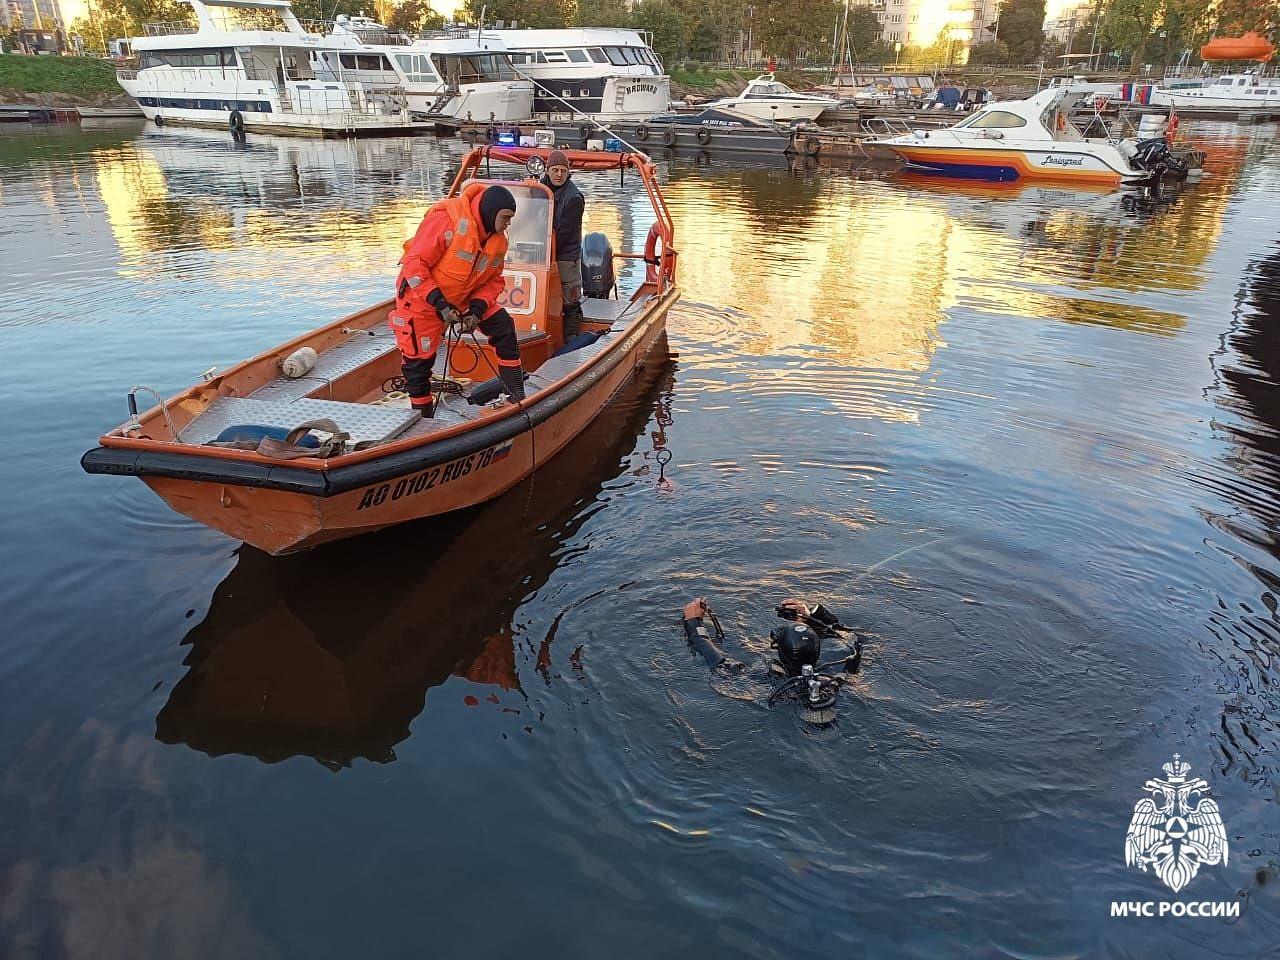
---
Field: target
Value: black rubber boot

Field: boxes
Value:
[499,365,526,403]
[563,300,585,339]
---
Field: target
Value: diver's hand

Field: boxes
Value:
[778,598,811,619]
[683,597,709,621]
[451,311,479,334]
[427,289,460,325]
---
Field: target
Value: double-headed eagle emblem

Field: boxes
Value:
[1125,754,1228,892]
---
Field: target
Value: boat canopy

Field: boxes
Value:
[951,86,1092,141]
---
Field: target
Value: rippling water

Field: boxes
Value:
[2,119,1280,958]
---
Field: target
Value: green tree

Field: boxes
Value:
[289,0,368,20]
[1102,0,1160,68]
[461,0,573,28]
[845,6,882,60]
[997,0,1046,62]
[757,0,839,61]
[630,0,689,63]
[968,39,1010,63]
[1211,0,1280,36]
[386,0,444,33]
[574,0,631,28]
[69,6,131,53]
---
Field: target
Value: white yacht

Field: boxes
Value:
[706,74,837,123]
[476,27,669,120]
[311,31,533,122]
[118,0,418,135]
[873,87,1175,186]
[1153,72,1280,110]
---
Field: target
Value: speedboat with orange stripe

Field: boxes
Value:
[873,87,1172,186]
[82,146,678,555]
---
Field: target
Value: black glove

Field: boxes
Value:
[468,299,488,322]
[427,288,460,326]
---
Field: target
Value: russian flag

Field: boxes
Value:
[491,442,513,464]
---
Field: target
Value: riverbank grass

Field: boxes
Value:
[0,53,120,97]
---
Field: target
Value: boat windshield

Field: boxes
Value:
[433,53,517,83]
[954,108,1027,129]
[499,183,551,266]
[746,82,794,97]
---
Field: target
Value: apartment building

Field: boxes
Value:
[1,0,66,32]
[851,0,1000,54]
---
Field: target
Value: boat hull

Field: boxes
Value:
[712,100,832,123]
[888,144,1138,185]
[95,295,672,555]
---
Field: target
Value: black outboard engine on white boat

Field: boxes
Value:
[1128,137,1189,178]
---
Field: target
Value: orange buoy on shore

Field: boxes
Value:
[1200,32,1275,62]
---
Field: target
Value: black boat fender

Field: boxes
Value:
[578,122,592,141]
[696,127,712,145]
[803,135,821,156]
[635,123,650,141]
[662,127,677,147]
[229,109,245,135]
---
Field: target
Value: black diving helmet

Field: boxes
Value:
[771,622,821,677]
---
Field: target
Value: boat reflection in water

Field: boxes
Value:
[154,351,675,768]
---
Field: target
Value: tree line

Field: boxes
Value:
[65,0,1280,70]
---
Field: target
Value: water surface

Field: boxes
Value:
[2,120,1279,958]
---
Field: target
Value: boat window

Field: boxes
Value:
[433,53,516,82]
[1239,78,1247,86]
[960,109,1027,129]
[588,47,608,63]
[340,53,392,71]
[605,47,629,66]
[624,47,643,64]
[141,47,236,69]
[541,50,568,63]
[534,51,548,63]
[394,53,438,84]
[498,184,551,267]
[567,48,588,63]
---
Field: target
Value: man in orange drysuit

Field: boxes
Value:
[390,183,523,418]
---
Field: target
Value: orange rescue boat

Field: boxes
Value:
[82,146,679,555]
[1200,33,1275,62]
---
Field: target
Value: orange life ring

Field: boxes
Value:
[644,223,663,285]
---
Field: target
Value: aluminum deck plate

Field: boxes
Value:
[183,396,419,446]
[251,331,399,404]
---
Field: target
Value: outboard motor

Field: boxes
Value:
[1129,137,1188,178]
[580,231,615,299]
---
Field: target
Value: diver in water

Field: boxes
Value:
[681,596,864,724]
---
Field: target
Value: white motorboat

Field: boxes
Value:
[118,0,419,136]
[475,27,669,120]
[873,87,1180,186]
[1153,72,1280,110]
[706,74,837,123]
[311,28,533,123]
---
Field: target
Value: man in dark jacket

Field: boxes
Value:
[541,149,586,337]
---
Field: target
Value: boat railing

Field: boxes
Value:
[860,116,918,138]
[298,17,412,44]
[116,67,138,80]
[141,20,198,36]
